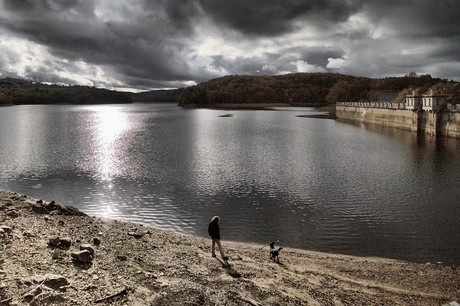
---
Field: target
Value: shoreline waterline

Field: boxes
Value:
[1,189,459,305]
[0,189,454,266]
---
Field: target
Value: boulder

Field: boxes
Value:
[71,250,93,263]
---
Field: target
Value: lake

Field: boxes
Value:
[1,103,459,265]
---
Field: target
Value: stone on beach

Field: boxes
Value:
[79,243,95,256]
[32,199,87,216]
[71,250,93,263]
[20,274,69,290]
[48,237,72,249]
[1,189,459,306]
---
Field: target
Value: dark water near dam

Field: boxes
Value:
[1,103,459,265]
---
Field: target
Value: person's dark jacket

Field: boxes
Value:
[208,220,220,239]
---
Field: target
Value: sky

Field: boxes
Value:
[0,0,459,92]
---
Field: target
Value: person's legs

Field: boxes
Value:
[215,239,225,258]
[211,239,216,257]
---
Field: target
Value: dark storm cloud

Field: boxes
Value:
[0,0,459,90]
[363,0,460,39]
[198,0,362,36]
[0,0,201,88]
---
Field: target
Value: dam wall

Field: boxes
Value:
[336,102,460,139]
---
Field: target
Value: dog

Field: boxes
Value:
[269,242,283,262]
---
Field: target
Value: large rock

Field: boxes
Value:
[42,274,69,290]
[48,237,72,249]
[20,274,69,290]
[71,250,93,263]
[55,204,87,216]
[32,203,49,214]
[32,200,87,216]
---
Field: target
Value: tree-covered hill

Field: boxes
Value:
[149,73,459,107]
[0,78,132,105]
[3,73,459,107]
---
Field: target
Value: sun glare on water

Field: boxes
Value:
[91,106,130,181]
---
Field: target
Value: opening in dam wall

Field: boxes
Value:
[336,103,460,139]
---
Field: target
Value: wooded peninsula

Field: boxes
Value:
[151,73,460,107]
[1,73,459,106]
[0,78,131,105]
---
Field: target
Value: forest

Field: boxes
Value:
[144,73,460,107]
[0,78,132,105]
[2,73,459,107]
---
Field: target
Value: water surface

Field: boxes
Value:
[1,103,459,265]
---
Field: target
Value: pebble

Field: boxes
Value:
[22,286,43,302]
[80,244,95,256]
[6,209,19,218]
[0,225,12,233]
[93,237,101,246]
[23,230,35,237]
[128,231,143,239]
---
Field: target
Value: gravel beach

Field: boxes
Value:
[0,190,458,305]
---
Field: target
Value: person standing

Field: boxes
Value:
[208,216,228,260]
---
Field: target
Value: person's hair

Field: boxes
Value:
[211,216,220,222]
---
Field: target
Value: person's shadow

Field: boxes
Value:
[214,257,242,278]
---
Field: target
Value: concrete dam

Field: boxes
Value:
[336,92,460,139]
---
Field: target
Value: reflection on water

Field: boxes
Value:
[92,106,131,181]
[0,104,459,265]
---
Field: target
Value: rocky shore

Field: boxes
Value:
[0,190,459,305]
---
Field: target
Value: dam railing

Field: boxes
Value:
[336,102,460,112]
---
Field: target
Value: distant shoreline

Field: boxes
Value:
[179,102,328,110]
[179,102,338,118]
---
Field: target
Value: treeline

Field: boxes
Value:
[0,78,132,105]
[148,73,459,106]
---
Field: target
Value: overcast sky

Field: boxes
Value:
[0,0,459,92]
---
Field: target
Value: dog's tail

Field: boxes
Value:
[278,247,283,252]
[259,240,280,251]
